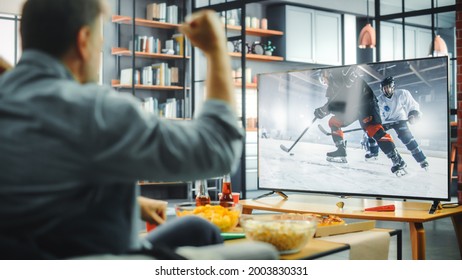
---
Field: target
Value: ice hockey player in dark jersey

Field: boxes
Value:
[365,76,429,170]
[314,67,407,176]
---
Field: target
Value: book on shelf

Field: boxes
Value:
[120,64,179,87]
[142,97,186,118]
[170,67,179,84]
[172,33,188,56]
[120,68,140,85]
[141,97,159,115]
[147,3,177,23]
[129,36,161,53]
[142,66,153,86]
[151,63,166,86]
[166,5,178,24]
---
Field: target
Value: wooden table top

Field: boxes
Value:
[225,228,398,260]
[239,194,462,223]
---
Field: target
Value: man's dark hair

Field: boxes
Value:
[21,0,104,58]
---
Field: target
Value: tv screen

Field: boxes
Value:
[257,57,449,201]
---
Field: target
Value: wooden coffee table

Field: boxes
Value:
[239,194,462,260]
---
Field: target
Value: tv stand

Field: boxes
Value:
[429,200,441,214]
[253,191,288,200]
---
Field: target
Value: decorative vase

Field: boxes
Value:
[265,50,272,56]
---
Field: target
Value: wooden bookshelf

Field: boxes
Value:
[225,24,283,37]
[112,15,180,29]
[112,80,185,90]
[111,47,189,59]
[229,52,284,62]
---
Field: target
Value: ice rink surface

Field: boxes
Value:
[259,138,448,200]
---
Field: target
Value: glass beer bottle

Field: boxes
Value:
[195,180,211,206]
[220,174,233,207]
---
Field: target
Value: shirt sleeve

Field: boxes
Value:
[401,89,420,115]
[89,89,244,182]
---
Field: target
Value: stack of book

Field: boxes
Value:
[129,34,184,55]
[120,65,179,86]
[159,98,185,118]
[141,97,186,119]
[129,35,161,53]
[146,3,178,24]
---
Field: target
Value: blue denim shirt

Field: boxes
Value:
[0,50,243,258]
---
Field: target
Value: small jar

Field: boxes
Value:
[261,18,268,30]
[251,17,259,28]
[245,16,251,28]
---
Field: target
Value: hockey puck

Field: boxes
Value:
[290,153,294,156]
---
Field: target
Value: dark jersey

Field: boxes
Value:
[325,68,381,128]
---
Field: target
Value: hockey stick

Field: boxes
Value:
[280,116,317,153]
[317,125,363,136]
[317,120,407,136]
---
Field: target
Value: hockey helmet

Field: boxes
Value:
[380,76,395,98]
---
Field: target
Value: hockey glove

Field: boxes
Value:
[408,110,421,125]
[314,104,329,119]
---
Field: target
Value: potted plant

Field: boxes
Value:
[264,41,276,56]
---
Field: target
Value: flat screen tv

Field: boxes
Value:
[257,57,450,201]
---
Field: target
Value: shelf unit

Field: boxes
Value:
[112,15,180,29]
[111,47,190,60]
[225,24,283,37]
[111,0,190,110]
[229,52,284,61]
[111,79,186,90]
[110,0,190,194]
[192,1,285,199]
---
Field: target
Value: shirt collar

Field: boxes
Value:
[18,49,76,81]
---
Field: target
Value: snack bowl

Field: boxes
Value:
[240,214,317,254]
[175,201,242,232]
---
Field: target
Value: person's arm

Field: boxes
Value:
[89,10,243,182]
[179,10,235,110]
[402,89,421,124]
[137,196,167,225]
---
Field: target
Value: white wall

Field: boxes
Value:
[0,0,25,15]
[343,14,357,65]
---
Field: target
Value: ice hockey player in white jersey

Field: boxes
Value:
[365,76,429,170]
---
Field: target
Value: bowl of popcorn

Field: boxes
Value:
[175,202,242,232]
[240,214,317,254]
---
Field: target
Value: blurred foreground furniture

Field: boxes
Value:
[75,241,279,260]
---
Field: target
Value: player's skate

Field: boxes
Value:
[364,135,379,161]
[388,150,407,177]
[365,151,379,161]
[326,141,347,163]
[419,160,429,171]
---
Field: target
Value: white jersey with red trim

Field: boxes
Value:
[378,88,420,122]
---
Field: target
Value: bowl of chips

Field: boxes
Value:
[175,202,242,232]
[240,214,317,254]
